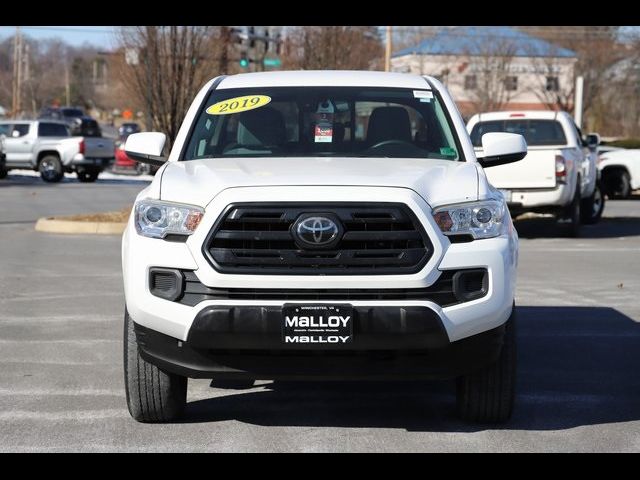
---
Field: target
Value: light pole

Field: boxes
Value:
[385,26,392,72]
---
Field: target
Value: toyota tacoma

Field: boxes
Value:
[122,71,526,423]
[0,119,115,182]
[467,110,604,236]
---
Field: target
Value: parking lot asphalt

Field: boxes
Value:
[1,171,639,452]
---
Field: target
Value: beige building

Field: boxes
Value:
[392,27,577,118]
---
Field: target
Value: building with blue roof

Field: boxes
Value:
[392,26,578,116]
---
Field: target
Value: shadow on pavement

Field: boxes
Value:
[610,193,640,201]
[515,215,640,239]
[181,306,640,432]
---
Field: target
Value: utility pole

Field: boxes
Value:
[11,28,18,116]
[219,26,230,74]
[12,26,23,117]
[385,26,392,72]
[24,43,33,116]
[574,75,584,129]
[65,65,70,106]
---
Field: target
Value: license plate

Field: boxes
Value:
[282,304,353,345]
[498,189,512,202]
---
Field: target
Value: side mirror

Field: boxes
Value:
[586,133,600,150]
[124,132,167,166]
[477,132,527,168]
[11,130,21,138]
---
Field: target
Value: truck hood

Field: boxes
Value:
[159,157,479,208]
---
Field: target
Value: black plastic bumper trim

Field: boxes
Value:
[133,309,507,380]
[186,305,449,350]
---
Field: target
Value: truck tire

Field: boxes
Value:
[136,163,151,175]
[456,306,516,423]
[580,181,605,225]
[39,155,64,183]
[77,169,100,183]
[559,185,581,237]
[124,309,187,423]
[615,171,632,199]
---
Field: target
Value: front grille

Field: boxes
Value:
[179,271,459,307]
[204,203,432,275]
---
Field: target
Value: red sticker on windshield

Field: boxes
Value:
[315,125,333,143]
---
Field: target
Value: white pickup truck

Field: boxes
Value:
[121,70,526,424]
[0,120,115,182]
[598,148,640,198]
[467,111,604,236]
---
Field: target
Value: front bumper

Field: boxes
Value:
[134,312,507,380]
[123,186,518,346]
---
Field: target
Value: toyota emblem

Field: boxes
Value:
[293,215,342,248]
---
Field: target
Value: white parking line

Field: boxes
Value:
[0,409,127,420]
[0,388,120,397]
[0,360,113,366]
[0,339,119,345]
[0,293,122,302]
[0,273,121,278]
[0,315,117,324]
[522,248,640,252]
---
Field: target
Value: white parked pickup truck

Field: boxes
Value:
[0,120,115,182]
[598,148,640,198]
[121,70,527,424]
[467,111,604,236]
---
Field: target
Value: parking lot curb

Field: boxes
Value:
[35,217,126,235]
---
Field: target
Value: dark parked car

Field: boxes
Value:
[39,106,88,135]
[77,117,102,137]
[118,122,141,139]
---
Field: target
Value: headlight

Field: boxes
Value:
[433,200,506,239]
[134,200,204,239]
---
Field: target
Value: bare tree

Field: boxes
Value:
[524,53,575,112]
[519,27,625,126]
[462,35,518,112]
[117,26,221,147]
[282,26,383,70]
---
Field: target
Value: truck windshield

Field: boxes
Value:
[182,87,462,161]
[470,119,567,147]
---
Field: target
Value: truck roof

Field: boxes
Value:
[468,110,571,122]
[217,70,435,90]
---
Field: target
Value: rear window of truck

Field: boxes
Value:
[470,119,567,147]
[38,123,69,137]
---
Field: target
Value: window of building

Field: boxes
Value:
[504,76,518,91]
[546,76,560,92]
[464,75,477,90]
